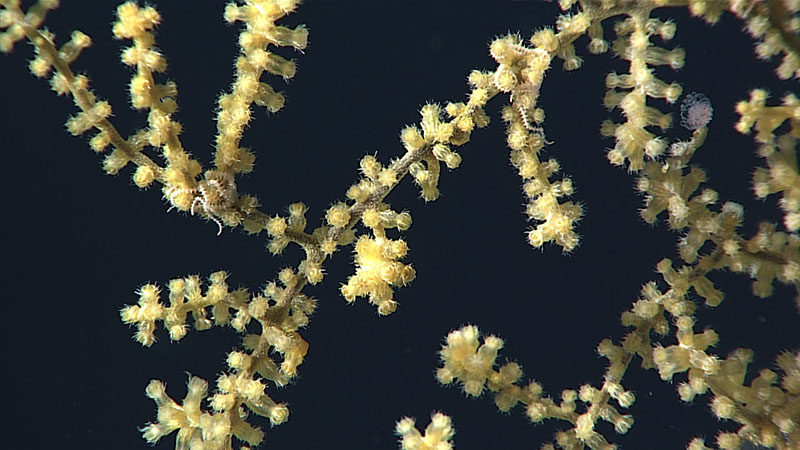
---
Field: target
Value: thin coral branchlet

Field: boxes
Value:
[395,413,455,450]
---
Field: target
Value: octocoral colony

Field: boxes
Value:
[1,0,799,449]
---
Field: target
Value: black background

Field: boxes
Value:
[1,1,798,449]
